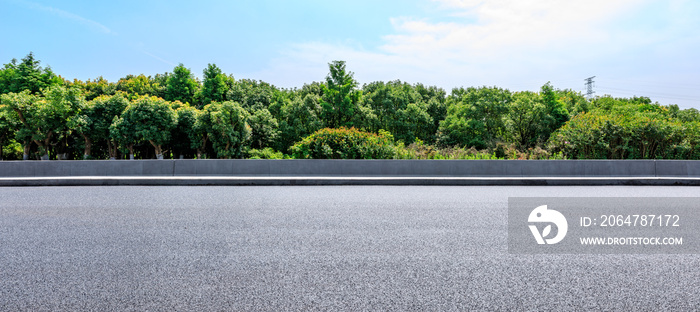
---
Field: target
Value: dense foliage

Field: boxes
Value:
[1,52,699,160]
[290,127,398,159]
[548,97,700,159]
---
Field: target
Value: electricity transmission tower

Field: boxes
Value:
[584,76,596,98]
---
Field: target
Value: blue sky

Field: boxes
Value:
[1,0,699,108]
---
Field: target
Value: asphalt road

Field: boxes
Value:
[1,186,699,311]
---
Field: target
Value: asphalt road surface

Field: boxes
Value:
[1,186,699,311]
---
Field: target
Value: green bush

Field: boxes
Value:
[548,110,699,159]
[290,127,398,159]
[396,140,498,159]
[248,147,286,159]
[1,140,22,160]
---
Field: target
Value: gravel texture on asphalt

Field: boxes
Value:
[1,186,699,311]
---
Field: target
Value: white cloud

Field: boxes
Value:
[21,0,112,34]
[253,0,700,106]
[384,0,648,60]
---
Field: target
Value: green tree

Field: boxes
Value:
[393,103,433,144]
[73,93,129,159]
[170,102,199,158]
[66,96,92,159]
[298,81,325,99]
[506,91,544,148]
[361,80,436,143]
[1,53,64,95]
[415,83,447,143]
[113,96,177,159]
[69,76,117,101]
[191,107,210,158]
[248,108,279,150]
[0,59,18,94]
[149,73,169,99]
[556,89,588,116]
[110,111,139,159]
[45,87,85,159]
[538,82,569,142]
[425,97,447,142]
[362,81,417,126]
[199,63,233,107]
[199,101,251,158]
[227,79,281,112]
[350,101,380,134]
[0,91,38,159]
[438,86,511,149]
[669,105,700,123]
[116,74,160,100]
[165,64,199,105]
[320,61,361,128]
[278,94,324,152]
[2,87,82,159]
[0,105,18,160]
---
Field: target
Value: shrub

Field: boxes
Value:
[290,127,398,159]
[547,110,696,159]
[248,147,286,159]
[397,141,499,160]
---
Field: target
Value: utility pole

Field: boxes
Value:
[584,76,596,99]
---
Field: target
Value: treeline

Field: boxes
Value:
[1,52,699,160]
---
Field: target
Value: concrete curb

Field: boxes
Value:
[3,159,700,186]
[3,176,700,186]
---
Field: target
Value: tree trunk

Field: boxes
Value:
[36,141,49,160]
[128,144,134,160]
[34,134,52,160]
[0,139,3,161]
[155,145,163,160]
[33,140,44,159]
[196,136,208,159]
[57,136,69,160]
[23,143,30,160]
[82,135,92,159]
[150,140,163,160]
[107,140,118,159]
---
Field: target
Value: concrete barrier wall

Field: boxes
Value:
[2,159,700,177]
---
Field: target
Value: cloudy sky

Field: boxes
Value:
[1,0,699,107]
